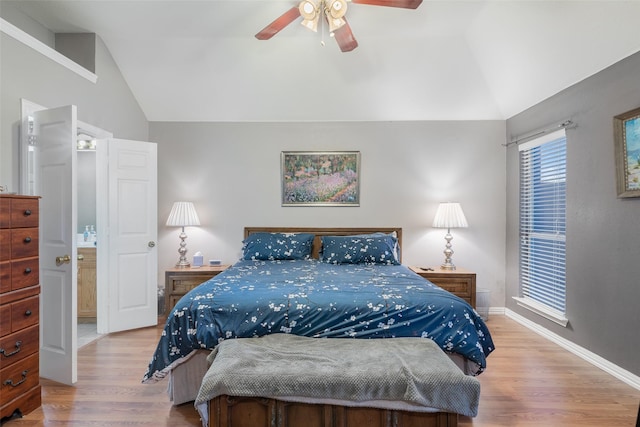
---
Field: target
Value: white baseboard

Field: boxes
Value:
[505,308,640,391]
[488,306,505,316]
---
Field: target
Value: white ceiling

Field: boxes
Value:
[5,0,640,122]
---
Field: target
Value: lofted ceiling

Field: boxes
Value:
[4,0,640,122]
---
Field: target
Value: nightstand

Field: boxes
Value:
[409,266,476,308]
[165,265,230,314]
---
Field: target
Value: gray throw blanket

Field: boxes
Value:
[195,334,480,417]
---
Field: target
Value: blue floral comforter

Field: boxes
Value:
[143,259,494,383]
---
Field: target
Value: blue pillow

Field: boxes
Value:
[242,232,315,261]
[320,233,400,265]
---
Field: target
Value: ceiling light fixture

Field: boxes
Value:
[299,0,347,37]
[255,0,423,53]
[300,0,320,32]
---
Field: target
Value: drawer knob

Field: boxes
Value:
[3,370,28,387]
[23,236,32,243]
[24,310,32,317]
[0,341,22,358]
[24,267,32,274]
[24,209,32,216]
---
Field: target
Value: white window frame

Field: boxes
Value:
[513,129,569,327]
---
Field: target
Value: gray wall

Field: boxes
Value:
[505,51,640,376]
[150,120,507,309]
[0,8,148,189]
[56,33,96,73]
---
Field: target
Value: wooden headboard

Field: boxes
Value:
[244,227,402,262]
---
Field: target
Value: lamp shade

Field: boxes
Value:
[432,202,468,229]
[166,202,200,227]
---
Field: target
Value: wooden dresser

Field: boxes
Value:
[0,194,41,420]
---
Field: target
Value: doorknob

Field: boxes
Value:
[77,254,85,261]
[55,254,71,266]
[148,241,156,248]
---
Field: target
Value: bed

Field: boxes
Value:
[143,227,494,426]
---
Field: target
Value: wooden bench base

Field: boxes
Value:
[209,395,458,427]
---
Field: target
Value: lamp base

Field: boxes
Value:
[440,263,456,271]
[175,259,191,268]
[440,229,456,271]
[175,228,191,268]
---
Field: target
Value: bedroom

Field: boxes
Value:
[1,0,639,425]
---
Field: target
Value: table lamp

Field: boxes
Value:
[432,202,468,270]
[166,201,200,268]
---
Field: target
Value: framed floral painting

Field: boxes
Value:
[281,151,360,206]
[614,107,640,198]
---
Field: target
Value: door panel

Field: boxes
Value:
[97,139,157,333]
[34,105,78,385]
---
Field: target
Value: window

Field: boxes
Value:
[516,129,568,326]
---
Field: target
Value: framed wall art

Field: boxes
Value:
[281,151,360,206]
[614,107,640,198]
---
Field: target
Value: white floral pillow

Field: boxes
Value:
[320,234,400,265]
[242,232,315,261]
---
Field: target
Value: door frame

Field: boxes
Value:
[21,99,113,331]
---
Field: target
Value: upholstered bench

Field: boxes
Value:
[195,334,480,427]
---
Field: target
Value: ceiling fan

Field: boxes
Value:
[255,0,423,52]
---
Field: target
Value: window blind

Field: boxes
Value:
[519,129,567,314]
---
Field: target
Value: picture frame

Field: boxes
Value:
[614,107,640,198]
[281,151,360,206]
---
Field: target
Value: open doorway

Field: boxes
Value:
[76,133,102,347]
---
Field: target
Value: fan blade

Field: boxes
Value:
[333,19,358,52]
[255,7,302,40]
[351,0,422,9]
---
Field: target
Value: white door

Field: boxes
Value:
[22,101,158,384]
[96,139,158,333]
[34,105,78,385]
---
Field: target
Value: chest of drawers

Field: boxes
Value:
[165,265,230,315]
[0,194,41,420]
[409,266,476,308]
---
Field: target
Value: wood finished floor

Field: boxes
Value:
[3,315,639,426]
